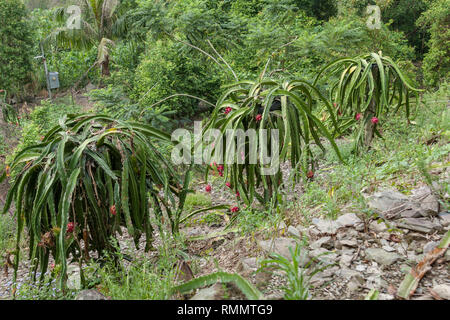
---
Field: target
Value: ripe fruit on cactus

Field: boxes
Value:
[110,205,116,216]
[67,222,75,233]
[307,170,314,179]
[371,117,379,124]
[255,114,262,122]
[230,206,239,213]
[205,185,212,192]
[355,113,362,121]
[224,107,232,114]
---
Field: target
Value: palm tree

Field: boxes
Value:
[46,0,123,76]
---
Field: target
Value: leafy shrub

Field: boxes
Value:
[204,75,342,206]
[46,48,99,90]
[87,86,177,129]
[382,0,429,58]
[7,100,83,169]
[0,114,186,289]
[417,0,450,88]
[314,52,422,150]
[0,0,34,98]
[134,40,224,118]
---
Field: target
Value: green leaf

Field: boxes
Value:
[172,271,264,300]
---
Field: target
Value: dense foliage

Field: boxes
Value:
[0,115,185,289]
[0,0,34,98]
[315,52,422,150]
[204,75,343,206]
[417,0,450,87]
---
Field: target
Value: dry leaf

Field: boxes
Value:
[389,234,401,243]
[428,288,444,300]
[397,230,449,299]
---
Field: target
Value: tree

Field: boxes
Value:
[417,0,450,87]
[47,0,125,76]
[294,0,337,21]
[0,0,34,99]
[383,0,429,59]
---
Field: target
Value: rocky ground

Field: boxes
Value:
[0,171,448,300]
[179,184,450,300]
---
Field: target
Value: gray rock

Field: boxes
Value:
[395,218,442,233]
[420,194,440,216]
[405,232,428,242]
[308,267,339,287]
[366,274,388,290]
[378,293,395,300]
[76,289,107,300]
[183,226,205,238]
[310,236,334,250]
[382,245,396,252]
[438,212,450,227]
[339,253,353,267]
[336,228,359,240]
[338,239,358,248]
[340,268,364,282]
[309,248,338,265]
[347,279,361,293]
[258,238,308,265]
[369,220,388,232]
[368,190,409,214]
[336,213,362,227]
[67,265,81,290]
[287,225,300,238]
[238,257,258,275]
[411,186,432,198]
[423,241,438,254]
[366,262,381,274]
[264,292,284,300]
[365,248,401,266]
[355,264,366,272]
[311,218,340,234]
[190,283,224,300]
[400,207,423,218]
[296,225,308,235]
[412,294,434,300]
[432,284,450,300]
[411,186,439,213]
[341,248,356,255]
[307,226,321,238]
[355,223,365,232]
